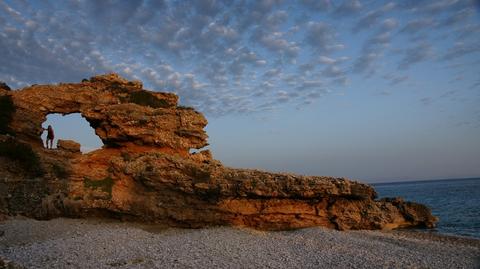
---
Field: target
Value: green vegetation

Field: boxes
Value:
[111,83,171,109]
[0,95,15,135]
[0,82,11,91]
[84,176,114,197]
[177,106,194,110]
[127,91,170,108]
[0,139,44,176]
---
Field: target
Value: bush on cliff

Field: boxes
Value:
[84,176,114,198]
[127,91,170,108]
[0,82,11,91]
[0,139,44,176]
[0,95,15,135]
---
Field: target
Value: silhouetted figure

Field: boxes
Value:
[43,125,54,149]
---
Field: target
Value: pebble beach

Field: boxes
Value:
[1,217,479,269]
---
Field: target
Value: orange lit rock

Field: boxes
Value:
[0,74,437,230]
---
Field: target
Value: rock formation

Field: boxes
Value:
[0,74,437,230]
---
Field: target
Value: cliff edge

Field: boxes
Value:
[0,74,437,230]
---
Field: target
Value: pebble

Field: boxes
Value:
[0,218,479,269]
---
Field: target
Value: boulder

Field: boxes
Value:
[57,139,81,153]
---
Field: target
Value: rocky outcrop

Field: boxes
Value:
[0,74,437,230]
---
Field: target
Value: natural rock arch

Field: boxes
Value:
[0,74,437,231]
[9,74,208,154]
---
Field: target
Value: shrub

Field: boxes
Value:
[127,91,170,108]
[177,106,194,110]
[0,95,15,135]
[0,82,11,91]
[0,139,44,176]
[84,176,114,197]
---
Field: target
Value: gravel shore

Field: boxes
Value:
[1,217,479,269]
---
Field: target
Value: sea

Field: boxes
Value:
[372,177,480,239]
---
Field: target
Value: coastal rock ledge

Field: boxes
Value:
[0,74,437,230]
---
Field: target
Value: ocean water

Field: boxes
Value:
[372,178,480,239]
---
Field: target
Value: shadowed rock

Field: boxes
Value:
[0,74,437,230]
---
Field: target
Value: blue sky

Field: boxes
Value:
[1,0,480,182]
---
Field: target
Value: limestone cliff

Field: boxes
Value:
[0,74,437,230]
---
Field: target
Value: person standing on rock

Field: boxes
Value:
[43,125,55,149]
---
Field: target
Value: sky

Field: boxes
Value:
[1,0,480,183]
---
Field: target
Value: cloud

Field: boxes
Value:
[321,65,345,78]
[398,42,434,70]
[334,0,362,16]
[300,0,331,11]
[252,29,300,58]
[263,10,289,30]
[318,55,349,65]
[383,74,409,85]
[295,79,324,91]
[419,0,469,15]
[399,18,435,35]
[419,97,432,105]
[442,42,480,61]
[352,2,396,32]
[304,21,337,53]
[318,56,336,65]
[298,63,316,74]
[366,31,391,49]
[380,18,398,31]
[353,52,380,75]
[264,68,282,78]
[441,7,475,27]
[194,0,224,16]
[352,16,396,76]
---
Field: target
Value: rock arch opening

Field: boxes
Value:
[41,113,103,153]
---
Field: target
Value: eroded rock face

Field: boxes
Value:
[0,74,438,230]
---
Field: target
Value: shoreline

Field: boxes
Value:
[1,217,479,268]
